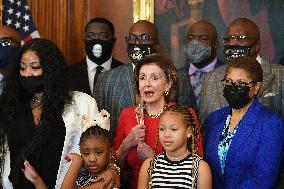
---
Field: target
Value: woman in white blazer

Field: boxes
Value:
[0,39,118,189]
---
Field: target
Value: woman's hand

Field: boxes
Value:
[22,160,40,183]
[21,160,48,189]
[124,124,146,149]
[116,124,146,167]
[137,142,154,160]
[89,168,120,189]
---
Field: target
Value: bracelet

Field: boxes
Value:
[110,154,117,163]
[108,163,121,176]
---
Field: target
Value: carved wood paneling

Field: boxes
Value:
[27,0,133,64]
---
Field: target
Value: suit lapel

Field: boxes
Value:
[124,64,135,105]
[127,64,136,105]
[111,58,123,69]
[224,100,260,171]
[258,64,274,97]
[80,60,92,95]
[215,67,227,107]
[209,108,230,176]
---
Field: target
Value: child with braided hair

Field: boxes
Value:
[60,110,119,189]
[138,105,212,189]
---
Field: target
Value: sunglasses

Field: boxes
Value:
[0,37,20,47]
[221,79,256,87]
[125,34,155,44]
[223,35,257,44]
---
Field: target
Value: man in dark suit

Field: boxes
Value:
[199,18,284,188]
[69,17,123,96]
[181,20,224,106]
[94,20,196,139]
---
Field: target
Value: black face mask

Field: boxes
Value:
[127,44,156,64]
[223,85,252,109]
[223,44,256,61]
[0,45,18,67]
[19,75,45,94]
[85,39,114,65]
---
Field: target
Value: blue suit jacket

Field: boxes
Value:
[205,99,284,189]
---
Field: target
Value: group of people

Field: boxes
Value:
[0,15,283,189]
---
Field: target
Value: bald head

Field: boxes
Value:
[224,18,261,58]
[187,20,217,43]
[129,20,158,43]
[228,18,260,41]
[0,26,21,45]
[186,20,218,67]
[127,20,160,63]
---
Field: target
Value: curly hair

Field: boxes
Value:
[134,54,179,103]
[225,56,263,82]
[0,38,72,184]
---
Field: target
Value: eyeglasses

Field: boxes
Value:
[221,79,256,87]
[125,34,155,44]
[223,35,257,44]
[0,37,20,47]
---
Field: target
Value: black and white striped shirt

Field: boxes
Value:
[149,151,201,188]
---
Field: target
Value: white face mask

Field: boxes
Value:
[184,40,211,64]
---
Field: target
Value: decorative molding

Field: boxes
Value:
[0,0,2,26]
[133,0,154,23]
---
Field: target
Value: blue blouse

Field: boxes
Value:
[218,115,240,174]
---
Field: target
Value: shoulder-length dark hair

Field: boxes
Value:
[0,38,72,183]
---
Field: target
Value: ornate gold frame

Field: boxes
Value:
[0,0,2,26]
[133,0,154,23]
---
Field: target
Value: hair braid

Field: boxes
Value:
[80,125,111,147]
[160,105,200,188]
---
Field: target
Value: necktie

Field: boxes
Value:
[93,65,103,95]
[190,70,205,105]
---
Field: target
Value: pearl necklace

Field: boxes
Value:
[166,150,189,161]
[31,97,42,109]
[146,104,169,118]
[32,98,41,103]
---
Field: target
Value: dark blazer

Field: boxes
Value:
[68,58,123,96]
[93,63,196,139]
[205,99,284,189]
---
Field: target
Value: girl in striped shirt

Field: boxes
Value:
[138,105,212,189]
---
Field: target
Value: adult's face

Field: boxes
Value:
[85,22,114,41]
[187,22,216,48]
[127,21,158,45]
[0,26,21,47]
[223,21,260,60]
[84,22,115,64]
[20,51,43,77]
[0,26,20,69]
[126,21,159,63]
[222,67,261,109]
[185,21,217,66]
[138,63,171,105]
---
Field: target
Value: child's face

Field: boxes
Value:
[159,111,191,155]
[80,136,110,176]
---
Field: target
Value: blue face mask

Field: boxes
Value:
[0,45,18,67]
